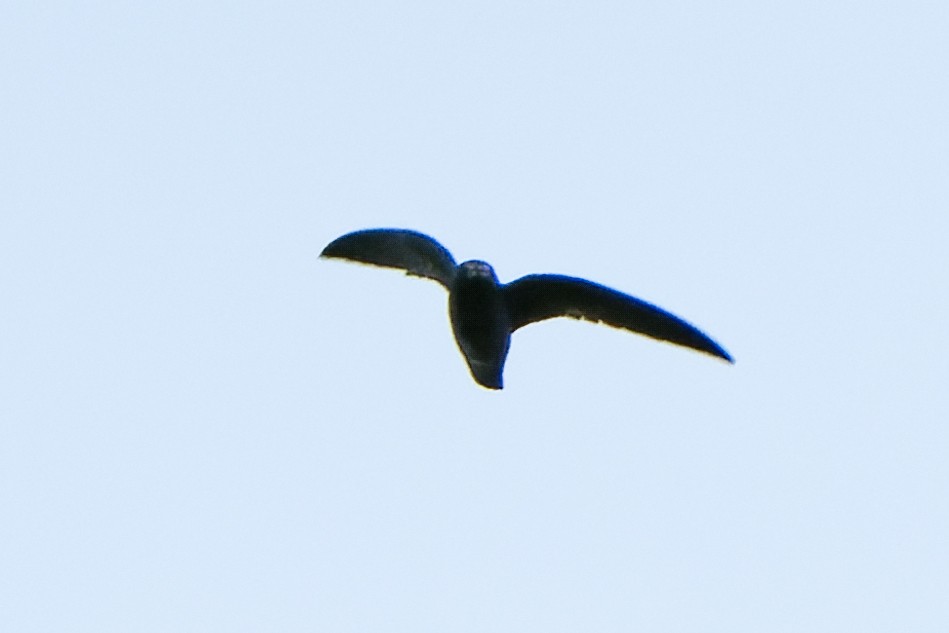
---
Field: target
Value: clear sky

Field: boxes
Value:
[2,2,947,631]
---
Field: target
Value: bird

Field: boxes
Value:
[321,228,732,390]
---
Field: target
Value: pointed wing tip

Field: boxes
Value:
[318,249,347,263]
[319,242,338,259]
[319,237,351,259]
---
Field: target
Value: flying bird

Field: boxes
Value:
[321,228,732,389]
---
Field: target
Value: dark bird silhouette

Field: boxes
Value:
[321,228,733,389]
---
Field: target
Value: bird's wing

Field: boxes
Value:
[503,274,733,362]
[320,228,457,289]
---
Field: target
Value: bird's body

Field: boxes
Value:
[449,261,511,389]
[321,228,732,389]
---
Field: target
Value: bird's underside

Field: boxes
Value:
[321,228,732,388]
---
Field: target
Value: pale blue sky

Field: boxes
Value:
[2,2,947,631]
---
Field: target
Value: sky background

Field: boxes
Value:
[2,1,947,631]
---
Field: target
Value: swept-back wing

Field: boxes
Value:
[321,228,457,289]
[504,274,733,362]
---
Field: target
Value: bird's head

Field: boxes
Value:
[458,260,499,284]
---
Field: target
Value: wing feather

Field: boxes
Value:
[504,274,733,362]
[321,228,457,289]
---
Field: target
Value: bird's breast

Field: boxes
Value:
[448,277,511,368]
